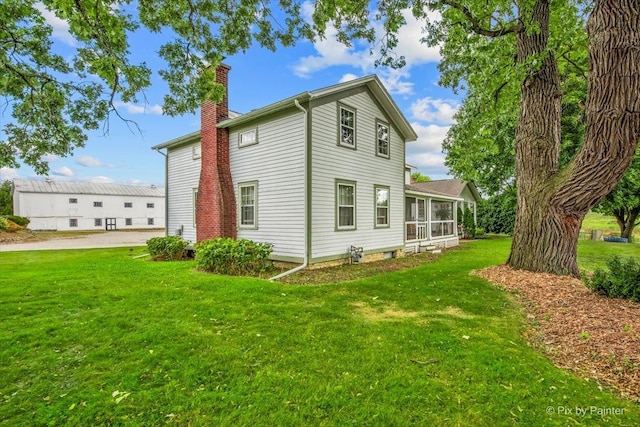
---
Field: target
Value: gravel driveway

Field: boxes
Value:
[0,230,164,252]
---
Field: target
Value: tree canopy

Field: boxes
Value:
[1,0,313,174]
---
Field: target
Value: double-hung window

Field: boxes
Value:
[336,180,356,230]
[239,182,258,229]
[376,121,390,158]
[375,186,390,227]
[338,104,356,149]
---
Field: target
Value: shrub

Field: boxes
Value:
[475,227,486,237]
[195,238,273,275]
[0,217,8,231]
[146,236,189,261]
[4,215,30,227]
[586,256,640,302]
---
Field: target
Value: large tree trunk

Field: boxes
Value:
[508,0,640,277]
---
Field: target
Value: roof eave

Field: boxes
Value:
[151,130,201,151]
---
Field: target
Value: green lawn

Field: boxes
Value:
[1,239,639,426]
[582,211,640,241]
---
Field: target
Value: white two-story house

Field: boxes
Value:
[153,65,469,266]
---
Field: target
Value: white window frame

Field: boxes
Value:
[336,180,357,231]
[374,185,390,228]
[239,129,258,148]
[238,181,258,229]
[431,200,455,238]
[192,144,202,159]
[376,120,390,159]
[338,104,356,149]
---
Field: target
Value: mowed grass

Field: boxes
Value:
[582,211,640,241]
[1,239,639,426]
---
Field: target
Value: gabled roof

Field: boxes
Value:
[407,179,482,201]
[153,75,417,151]
[218,75,417,142]
[12,179,165,198]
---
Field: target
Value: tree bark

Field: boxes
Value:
[508,0,640,277]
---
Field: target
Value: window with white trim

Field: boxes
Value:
[376,121,390,158]
[239,129,258,147]
[192,144,201,159]
[239,182,257,228]
[336,180,356,230]
[338,105,356,148]
[375,186,390,227]
[431,200,454,237]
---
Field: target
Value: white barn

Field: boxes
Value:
[12,179,166,231]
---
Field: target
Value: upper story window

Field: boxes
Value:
[147,203,154,208]
[239,129,258,148]
[124,202,133,208]
[69,198,78,204]
[93,201,103,207]
[192,144,201,159]
[338,104,356,149]
[375,186,390,228]
[239,182,258,229]
[376,121,390,159]
[336,180,356,230]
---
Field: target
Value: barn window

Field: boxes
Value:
[124,202,133,208]
[69,219,78,227]
[147,203,154,208]
[125,218,132,226]
[148,218,154,225]
[95,218,102,227]
[69,198,78,204]
[94,201,103,207]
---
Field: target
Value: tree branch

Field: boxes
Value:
[439,0,524,37]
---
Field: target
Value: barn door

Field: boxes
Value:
[105,218,117,231]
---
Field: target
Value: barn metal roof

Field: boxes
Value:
[13,179,165,198]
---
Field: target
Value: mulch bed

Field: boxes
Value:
[475,265,640,402]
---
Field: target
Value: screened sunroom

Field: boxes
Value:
[404,191,462,253]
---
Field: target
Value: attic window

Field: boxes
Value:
[239,129,257,147]
[192,144,201,159]
[338,104,356,149]
[376,121,390,159]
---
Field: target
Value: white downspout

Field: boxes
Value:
[270,99,308,281]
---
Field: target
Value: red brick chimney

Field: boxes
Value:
[196,64,237,241]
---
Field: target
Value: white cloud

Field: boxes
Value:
[113,101,163,115]
[76,155,105,167]
[410,122,450,152]
[292,6,440,92]
[406,152,449,176]
[378,68,414,95]
[40,153,61,163]
[0,167,20,181]
[339,73,359,83]
[52,166,74,177]
[89,176,115,184]
[35,3,76,46]
[410,97,459,125]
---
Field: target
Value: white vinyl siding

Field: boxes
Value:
[229,110,305,260]
[311,88,405,260]
[167,140,201,243]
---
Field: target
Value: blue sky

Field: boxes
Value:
[0,5,461,186]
